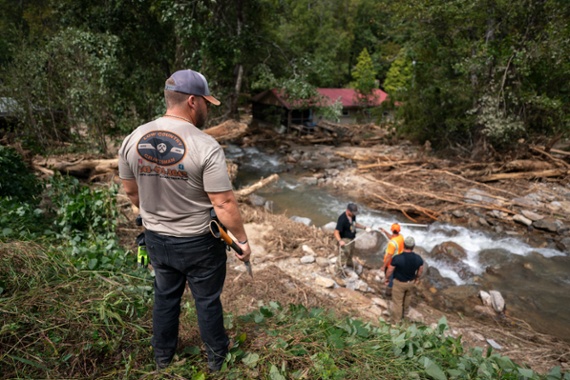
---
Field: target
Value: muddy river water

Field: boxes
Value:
[228,145,570,343]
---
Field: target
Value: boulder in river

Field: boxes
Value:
[431,241,467,264]
[290,216,312,226]
[355,231,381,252]
[489,290,505,313]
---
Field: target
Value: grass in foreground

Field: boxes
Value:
[1,242,569,380]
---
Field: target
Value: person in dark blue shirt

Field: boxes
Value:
[385,236,424,323]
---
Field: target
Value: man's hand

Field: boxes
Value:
[338,240,346,247]
[235,241,251,262]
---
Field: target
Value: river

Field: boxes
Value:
[227,144,570,343]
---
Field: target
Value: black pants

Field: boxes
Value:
[145,229,229,369]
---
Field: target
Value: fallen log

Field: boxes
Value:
[358,160,424,170]
[203,119,249,141]
[33,120,249,180]
[335,151,392,162]
[235,174,279,200]
[504,159,555,172]
[479,168,568,182]
[533,145,570,157]
[529,146,570,169]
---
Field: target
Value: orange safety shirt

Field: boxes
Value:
[383,234,405,266]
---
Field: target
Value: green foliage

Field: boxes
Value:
[0,145,42,201]
[1,28,121,152]
[0,198,49,240]
[352,48,377,98]
[0,146,48,240]
[0,242,156,379]
[45,174,127,270]
[1,244,568,379]
[390,0,570,151]
[383,49,414,100]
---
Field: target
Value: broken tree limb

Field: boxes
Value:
[505,159,555,172]
[431,169,518,197]
[371,193,440,222]
[235,174,279,200]
[366,176,517,216]
[479,168,568,182]
[203,119,248,141]
[529,146,570,169]
[335,151,392,162]
[358,160,425,170]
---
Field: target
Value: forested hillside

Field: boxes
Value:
[1,0,569,154]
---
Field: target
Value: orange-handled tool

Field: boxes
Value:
[209,219,253,278]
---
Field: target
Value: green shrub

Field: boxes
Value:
[46,174,128,270]
[0,145,42,201]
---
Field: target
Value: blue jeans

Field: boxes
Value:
[145,229,229,369]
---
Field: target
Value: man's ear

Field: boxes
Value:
[186,95,197,109]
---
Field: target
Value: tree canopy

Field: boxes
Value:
[0,0,568,154]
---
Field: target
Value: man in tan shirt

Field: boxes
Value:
[119,69,251,372]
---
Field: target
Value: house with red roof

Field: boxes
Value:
[251,87,389,130]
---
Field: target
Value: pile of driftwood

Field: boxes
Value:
[335,145,569,223]
[288,120,389,147]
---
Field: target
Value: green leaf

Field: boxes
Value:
[546,366,562,380]
[422,357,447,380]
[260,306,274,318]
[191,372,207,380]
[8,355,47,370]
[269,364,286,380]
[242,353,259,368]
[518,368,534,378]
[88,258,98,270]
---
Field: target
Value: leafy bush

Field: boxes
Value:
[0,145,42,201]
[46,174,128,270]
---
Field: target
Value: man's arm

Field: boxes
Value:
[208,190,251,261]
[380,243,395,271]
[415,265,424,284]
[121,179,139,208]
[334,229,345,247]
[385,264,395,285]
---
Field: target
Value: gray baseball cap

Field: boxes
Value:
[347,203,358,214]
[165,69,221,105]
[404,236,415,248]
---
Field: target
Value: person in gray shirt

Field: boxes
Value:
[118,69,251,371]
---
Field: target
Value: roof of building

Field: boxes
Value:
[252,88,388,110]
[317,88,388,108]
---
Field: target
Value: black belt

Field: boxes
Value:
[395,279,414,283]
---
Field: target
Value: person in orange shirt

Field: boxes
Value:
[379,223,405,296]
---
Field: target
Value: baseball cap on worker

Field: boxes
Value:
[391,223,401,233]
[347,203,358,214]
[404,236,415,248]
[165,69,221,106]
